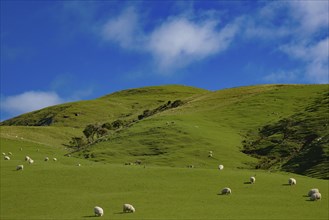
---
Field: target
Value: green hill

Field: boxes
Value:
[1,84,328,178]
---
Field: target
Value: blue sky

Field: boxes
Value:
[1,0,328,121]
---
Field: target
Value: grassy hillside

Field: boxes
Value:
[1,84,328,177]
[0,85,208,128]
[242,89,329,179]
[70,84,328,176]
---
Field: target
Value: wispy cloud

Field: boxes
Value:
[100,7,240,73]
[101,7,143,49]
[244,1,328,84]
[1,91,64,118]
[263,70,299,84]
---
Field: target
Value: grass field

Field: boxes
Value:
[1,84,328,219]
[1,137,328,220]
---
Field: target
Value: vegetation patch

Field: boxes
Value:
[242,91,329,179]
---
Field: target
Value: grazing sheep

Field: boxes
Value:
[77,164,81,166]
[16,165,24,171]
[28,158,34,164]
[250,176,256,184]
[208,151,213,158]
[218,165,224,170]
[187,165,194,168]
[94,206,104,217]
[123,204,135,213]
[310,192,321,201]
[25,156,30,161]
[2,152,6,156]
[221,187,232,195]
[288,178,296,185]
[4,156,10,160]
[44,157,49,161]
[20,148,23,151]
[8,152,12,155]
[308,188,319,197]
[53,158,57,161]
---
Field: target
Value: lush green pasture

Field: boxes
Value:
[1,138,328,220]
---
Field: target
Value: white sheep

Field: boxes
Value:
[16,165,24,171]
[4,156,10,160]
[221,187,232,195]
[123,204,135,213]
[94,206,104,217]
[288,178,296,185]
[218,165,224,170]
[77,164,81,166]
[44,157,49,161]
[310,192,321,201]
[250,176,256,184]
[20,148,23,151]
[25,156,30,161]
[2,152,6,156]
[8,152,12,155]
[208,151,213,158]
[28,158,34,164]
[308,188,319,197]
[53,158,57,161]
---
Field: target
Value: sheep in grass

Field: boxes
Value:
[94,206,104,217]
[25,156,30,161]
[123,204,135,213]
[250,176,256,184]
[308,188,319,197]
[2,152,6,156]
[218,165,224,170]
[8,152,12,155]
[16,165,24,171]
[53,158,57,162]
[44,157,49,161]
[208,151,213,158]
[28,158,34,164]
[4,156,10,160]
[221,187,232,195]
[310,192,321,201]
[288,178,296,185]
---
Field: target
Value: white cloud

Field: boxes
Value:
[280,37,329,83]
[1,91,64,116]
[100,7,240,72]
[289,1,329,35]
[147,17,239,71]
[244,1,328,84]
[101,7,143,49]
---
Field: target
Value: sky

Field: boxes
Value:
[1,0,328,121]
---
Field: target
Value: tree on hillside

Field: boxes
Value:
[69,136,86,150]
[83,123,109,143]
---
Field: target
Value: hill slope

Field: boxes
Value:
[1,84,328,178]
[0,85,208,128]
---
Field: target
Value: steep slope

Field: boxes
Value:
[242,89,329,179]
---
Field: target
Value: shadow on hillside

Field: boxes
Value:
[82,215,97,218]
[244,181,252,184]
[114,212,125,214]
